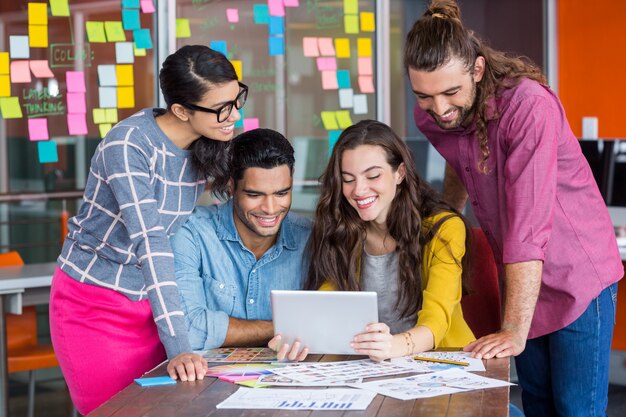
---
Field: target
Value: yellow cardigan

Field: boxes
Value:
[320,211,475,348]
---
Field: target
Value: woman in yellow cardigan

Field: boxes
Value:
[271,119,475,361]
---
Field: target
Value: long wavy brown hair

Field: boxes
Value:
[305,120,471,318]
[404,0,547,173]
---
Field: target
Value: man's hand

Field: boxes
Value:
[167,352,208,381]
[463,328,526,359]
[269,334,309,361]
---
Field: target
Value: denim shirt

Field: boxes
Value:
[171,199,312,350]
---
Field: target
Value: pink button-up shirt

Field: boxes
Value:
[414,78,623,338]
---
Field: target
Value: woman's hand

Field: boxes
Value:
[167,352,208,382]
[268,334,309,361]
[351,322,397,362]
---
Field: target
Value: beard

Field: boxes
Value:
[428,81,478,130]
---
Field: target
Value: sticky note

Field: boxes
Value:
[133,29,153,49]
[134,44,146,56]
[226,9,239,23]
[99,123,112,138]
[105,21,127,42]
[353,94,368,114]
[210,41,227,56]
[321,71,338,90]
[234,109,244,127]
[358,57,372,75]
[357,38,372,57]
[50,0,70,17]
[360,12,375,32]
[328,130,342,154]
[269,16,284,35]
[38,141,58,163]
[117,86,135,108]
[29,3,48,26]
[344,0,359,14]
[86,22,106,43]
[66,71,86,93]
[105,108,118,123]
[93,108,106,124]
[176,18,191,38]
[140,0,155,13]
[28,118,49,141]
[134,376,177,387]
[0,53,8,74]
[30,60,55,78]
[269,36,284,56]
[231,60,243,80]
[122,0,140,8]
[335,38,350,58]
[337,70,351,88]
[0,75,10,97]
[302,37,319,57]
[9,36,30,59]
[316,57,336,71]
[339,88,354,109]
[318,38,335,56]
[243,118,259,132]
[253,4,269,24]
[336,110,353,129]
[358,75,375,93]
[321,111,338,130]
[122,9,141,31]
[98,86,117,108]
[116,42,135,64]
[268,0,285,17]
[116,64,134,86]
[344,15,359,34]
[29,25,48,48]
[10,61,31,83]
[98,65,118,86]
[67,93,86,114]
[0,97,23,118]
[68,113,88,135]
[284,0,300,6]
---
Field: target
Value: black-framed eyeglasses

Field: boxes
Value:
[185,82,248,123]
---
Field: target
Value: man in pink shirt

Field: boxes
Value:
[405,1,623,416]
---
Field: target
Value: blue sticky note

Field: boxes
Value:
[253,4,270,24]
[122,0,140,8]
[210,41,227,56]
[122,9,141,30]
[337,70,351,89]
[133,29,153,49]
[268,36,284,56]
[269,16,284,35]
[38,141,58,163]
[234,109,244,128]
[134,376,177,387]
[328,130,342,155]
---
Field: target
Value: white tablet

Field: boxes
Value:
[271,290,378,354]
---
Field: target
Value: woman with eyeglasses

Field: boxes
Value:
[49,45,248,415]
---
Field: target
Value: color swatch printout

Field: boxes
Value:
[199,347,278,363]
[391,351,486,372]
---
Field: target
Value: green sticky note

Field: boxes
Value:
[105,108,118,123]
[0,97,23,119]
[86,21,107,43]
[99,123,112,138]
[105,21,127,42]
[92,108,106,124]
[176,18,191,38]
[336,110,353,129]
[38,141,59,163]
[344,15,359,34]
[344,0,358,15]
[50,0,70,17]
[321,111,339,130]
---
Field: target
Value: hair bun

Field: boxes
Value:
[426,0,462,21]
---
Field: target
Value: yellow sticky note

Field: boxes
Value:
[0,75,10,97]
[335,110,353,129]
[50,0,70,17]
[133,44,146,56]
[86,22,107,43]
[231,60,243,80]
[105,21,127,42]
[0,53,9,74]
[93,108,106,124]
[321,111,339,130]
[0,97,23,119]
[116,64,134,86]
[29,25,48,48]
[99,123,112,138]
[360,12,375,32]
[29,3,48,26]
[344,15,359,34]
[335,38,350,58]
[344,0,358,15]
[176,19,191,38]
[117,86,134,108]
[357,38,372,57]
[105,108,118,123]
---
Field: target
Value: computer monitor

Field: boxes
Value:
[578,139,626,207]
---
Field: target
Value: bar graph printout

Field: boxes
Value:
[216,387,376,410]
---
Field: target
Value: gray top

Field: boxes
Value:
[361,250,417,334]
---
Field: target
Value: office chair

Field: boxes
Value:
[461,228,502,339]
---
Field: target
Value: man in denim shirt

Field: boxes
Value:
[172,129,312,350]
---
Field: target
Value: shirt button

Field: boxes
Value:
[249,299,255,304]
[252,269,256,273]
[219,283,224,289]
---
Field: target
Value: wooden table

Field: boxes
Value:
[89,355,510,417]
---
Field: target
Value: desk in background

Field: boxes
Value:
[88,355,510,417]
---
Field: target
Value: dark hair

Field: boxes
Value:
[229,128,295,187]
[159,45,239,195]
[305,120,471,318]
[404,0,547,173]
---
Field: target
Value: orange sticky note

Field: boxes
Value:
[29,25,48,48]
[117,86,135,108]
[0,52,9,74]
[335,38,350,58]
[116,64,134,86]
[231,60,243,80]
[0,75,10,97]
[29,3,48,26]
[360,12,375,32]
[357,38,372,57]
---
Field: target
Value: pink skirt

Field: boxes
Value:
[49,267,166,415]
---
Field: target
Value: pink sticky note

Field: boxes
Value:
[358,57,373,75]
[29,60,54,78]
[67,93,86,114]
[226,8,239,23]
[321,71,338,90]
[358,75,375,93]
[284,0,300,6]
[243,118,259,132]
[268,0,285,16]
[66,71,86,93]
[318,38,336,56]
[302,37,319,57]
[218,375,259,383]
[316,57,337,71]
[67,113,88,135]
[28,118,49,141]
[10,61,31,83]
[140,0,155,13]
